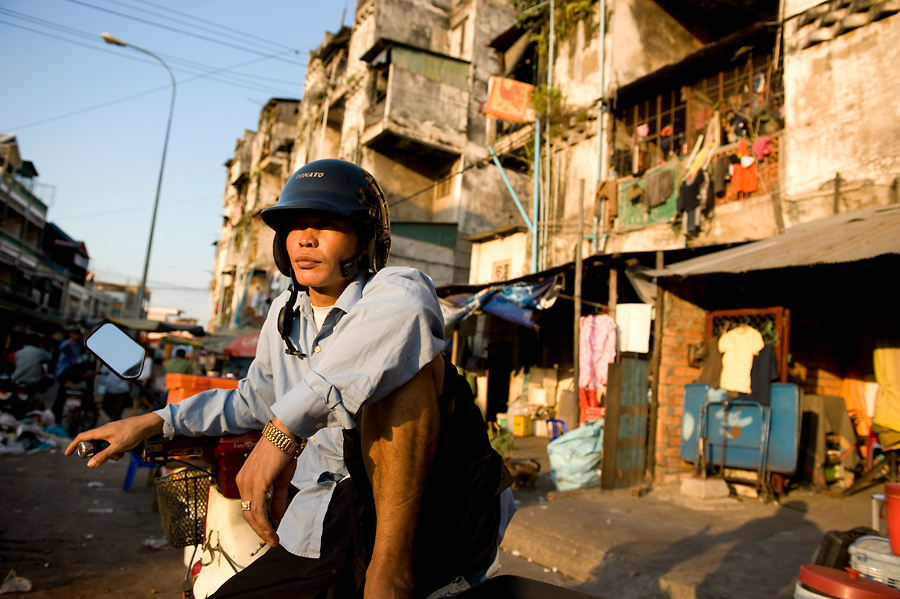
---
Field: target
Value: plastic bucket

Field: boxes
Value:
[874,493,888,536]
[885,483,900,555]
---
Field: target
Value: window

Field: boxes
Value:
[611,52,780,177]
[434,176,453,200]
[452,18,468,57]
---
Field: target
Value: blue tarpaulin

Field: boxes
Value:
[439,276,560,328]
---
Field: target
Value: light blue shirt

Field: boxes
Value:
[156,267,445,558]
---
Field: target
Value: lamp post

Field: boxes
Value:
[102,33,176,319]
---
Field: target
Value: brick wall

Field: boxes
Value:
[655,289,707,484]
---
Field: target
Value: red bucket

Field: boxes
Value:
[885,482,900,555]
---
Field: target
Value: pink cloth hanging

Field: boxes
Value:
[579,314,617,390]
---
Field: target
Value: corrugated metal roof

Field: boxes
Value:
[650,203,900,277]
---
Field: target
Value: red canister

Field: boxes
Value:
[885,483,900,555]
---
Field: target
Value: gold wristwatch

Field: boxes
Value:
[263,421,304,459]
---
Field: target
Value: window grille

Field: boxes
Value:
[704,306,791,382]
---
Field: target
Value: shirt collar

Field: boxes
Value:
[293,272,371,318]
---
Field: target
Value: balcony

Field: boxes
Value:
[607,134,783,253]
[361,47,469,176]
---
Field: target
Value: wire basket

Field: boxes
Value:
[155,468,211,548]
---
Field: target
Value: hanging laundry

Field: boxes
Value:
[731,139,758,195]
[873,347,900,435]
[626,183,643,203]
[694,335,724,388]
[751,136,773,162]
[699,170,712,215]
[677,171,705,213]
[712,155,730,198]
[737,344,779,405]
[615,303,652,353]
[579,314,617,391]
[718,325,764,394]
[645,169,674,209]
[841,366,871,441]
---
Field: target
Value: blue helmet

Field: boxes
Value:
[261,159,391,279]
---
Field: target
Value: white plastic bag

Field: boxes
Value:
[547,418,604,491]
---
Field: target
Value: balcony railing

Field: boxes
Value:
[613,133,782,235]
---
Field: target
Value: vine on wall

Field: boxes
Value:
[508,0,595,55]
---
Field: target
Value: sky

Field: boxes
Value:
[0,0,348,323]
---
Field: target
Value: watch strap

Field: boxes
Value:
[263,421,304,459]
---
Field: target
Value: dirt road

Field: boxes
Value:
[0,448,184,598]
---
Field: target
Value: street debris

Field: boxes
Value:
[142,537,169,550]
[0,569,32,594]
[0,409,69,455]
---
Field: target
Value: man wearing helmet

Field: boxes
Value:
[68,159,512,599]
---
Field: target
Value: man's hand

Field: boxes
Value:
[236,418,297,547]
[64,413,164,467]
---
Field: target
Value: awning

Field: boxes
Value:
[649,204,900,277]
[440,275,561,328]
[109,318,206,336]
[222,332,260,358]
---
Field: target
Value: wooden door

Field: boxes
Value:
[601,357,651,489]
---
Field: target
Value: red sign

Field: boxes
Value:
[484,77,534,123]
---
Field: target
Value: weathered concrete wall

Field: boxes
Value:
[610,0,702,91]
[469,232,529,284]
[389,236,461,285]
[454,0,523,256]
[783,11,900,224]
[457,162,530,234]
[693,194,781,244]
[385,65,469,151]
[361,149,434,222]
[553,5,602,107]
[369,0,451,56]
[545,138,600,268]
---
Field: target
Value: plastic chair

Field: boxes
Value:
[547,419,568,440]
[123,451,156,492]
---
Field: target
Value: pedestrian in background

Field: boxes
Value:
[164,348,193,375]
[12,334,52,389]
[100,364,131,422]
[55,328,83,378]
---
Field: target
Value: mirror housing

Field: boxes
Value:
[85,322,146,379]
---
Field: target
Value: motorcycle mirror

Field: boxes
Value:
[85,323,146,379]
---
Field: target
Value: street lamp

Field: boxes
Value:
[102,32,176,319]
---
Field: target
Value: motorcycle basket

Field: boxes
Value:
[155,468,211,548]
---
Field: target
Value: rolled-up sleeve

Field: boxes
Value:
[271,268,444,439]
[155,309,281,438]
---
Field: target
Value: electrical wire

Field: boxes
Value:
[133,0,298,52]
[2,45,303,131]
[63,0,306,66]
[0,7,303,89]
[388,151,525,209]
[0,20,298,97]
[99,0,292,53]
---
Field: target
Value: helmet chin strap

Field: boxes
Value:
[278,273,305,357]
[340,253,368,280]
[340,238,376,280]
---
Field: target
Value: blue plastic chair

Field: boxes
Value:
[123,452,156,492]
[547,419,568,441]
